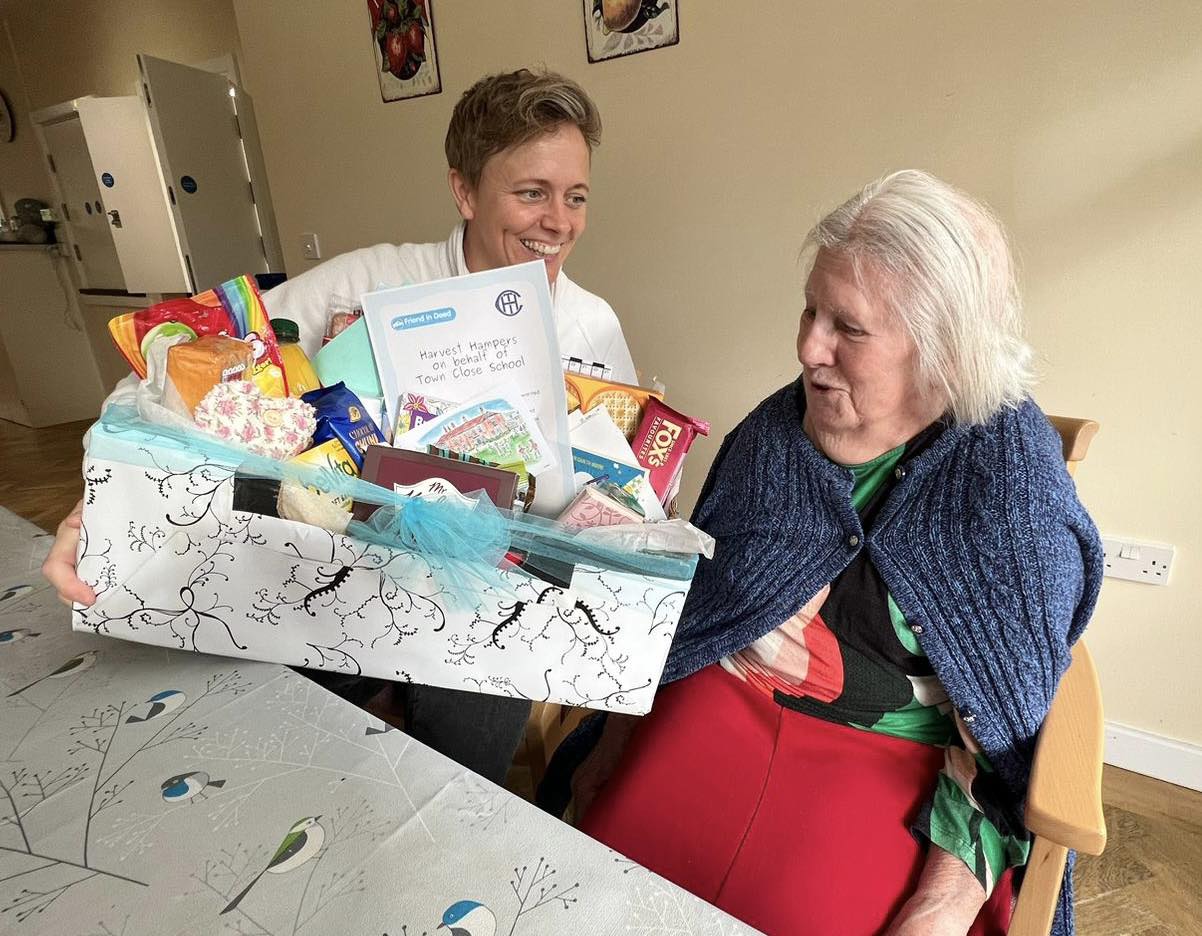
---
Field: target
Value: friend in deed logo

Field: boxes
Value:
[495,289,523,316]
[391,307,456,331]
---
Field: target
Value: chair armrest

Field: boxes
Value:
[1047,416,1099,466]
[1024,641,1107,855]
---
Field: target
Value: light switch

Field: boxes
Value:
[300,232,321,260]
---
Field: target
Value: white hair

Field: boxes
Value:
[802,169,1034,426]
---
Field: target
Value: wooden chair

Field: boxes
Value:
[522,416,1107,936]
[1047,416,1100,480]
[1009,417,1107,935]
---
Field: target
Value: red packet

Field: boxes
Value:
[632,398,710,506]
[107,298,235,379]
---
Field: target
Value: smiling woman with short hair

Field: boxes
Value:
[41,68,637,788]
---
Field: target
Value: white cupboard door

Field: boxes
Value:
[138,54,268,293]
[40,117,126,291]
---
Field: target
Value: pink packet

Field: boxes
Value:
[557,484,644,530]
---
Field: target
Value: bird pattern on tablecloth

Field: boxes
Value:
[161,770,226,804]
[7,650,98,696]
[0,628,40,645]
[221,816,325,914]
[439,899,497,936]
[0,583,35,605]
[126,689,186,723]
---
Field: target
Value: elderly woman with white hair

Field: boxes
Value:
[555,171,1103,936]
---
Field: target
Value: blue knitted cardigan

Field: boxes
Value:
[662,379,1103,936]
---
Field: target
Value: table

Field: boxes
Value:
[0,507,758,936]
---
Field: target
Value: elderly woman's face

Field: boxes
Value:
[798,249,936,459]
[450,123,590,285]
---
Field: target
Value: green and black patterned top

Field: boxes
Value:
[721,427,1030,895]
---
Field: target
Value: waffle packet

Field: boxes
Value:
[562,372,664,441]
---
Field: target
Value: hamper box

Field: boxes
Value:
[72,408,698,715]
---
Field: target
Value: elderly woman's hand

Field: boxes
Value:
[41,499,96,607]
[882,846,987,936]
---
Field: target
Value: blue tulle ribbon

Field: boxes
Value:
[89,405,698,595]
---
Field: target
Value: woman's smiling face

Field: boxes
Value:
[450,123,591,285]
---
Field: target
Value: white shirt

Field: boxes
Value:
[99,223,637,419]
[263,223,637,383]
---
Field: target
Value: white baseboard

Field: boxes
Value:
[1104,721,1202,793]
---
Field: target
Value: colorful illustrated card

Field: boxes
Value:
[362,261,572,515]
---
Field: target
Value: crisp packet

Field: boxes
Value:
[301,382,385,470]
[278,483,353,535]
[289,438,359,511]
[107,274,289,398]
[632,398,711,507]
[108,298,235,379]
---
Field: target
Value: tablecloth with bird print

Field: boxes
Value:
[0,506,755,936]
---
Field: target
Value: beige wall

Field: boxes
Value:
[0,0,244,406]
[0,17,53,210]
[0,0,243,111]
[0,0,243,206]
[232,0,1201,749]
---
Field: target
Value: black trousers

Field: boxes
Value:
[297,670,531,786]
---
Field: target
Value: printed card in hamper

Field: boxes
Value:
[362,262,573,515]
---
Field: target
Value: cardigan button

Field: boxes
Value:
[962,712,977,724]
[910,624,924,635]
[894,466,906,480]
[847,534,860,547]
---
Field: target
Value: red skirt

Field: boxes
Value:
[582,664,1013,936]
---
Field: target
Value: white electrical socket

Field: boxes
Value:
[1101,536,1175,585]
[300,232,321,260]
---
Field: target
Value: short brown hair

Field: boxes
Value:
[445,68,602,187]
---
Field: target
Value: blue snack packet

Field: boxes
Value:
[300,382,384,470]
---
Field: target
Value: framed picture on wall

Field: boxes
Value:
[367,0,442,102]
[583,0,680,64]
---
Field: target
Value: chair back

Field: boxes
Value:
[1046,416,1099,478]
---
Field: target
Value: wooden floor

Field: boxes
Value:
[2,416,1200,935]
[1075,768,1202,934]
[0,416,92,532]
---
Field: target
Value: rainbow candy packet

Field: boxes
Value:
[108,275,289,397]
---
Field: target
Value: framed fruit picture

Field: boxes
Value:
[367,0,441,102]
[584,0,680,64]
